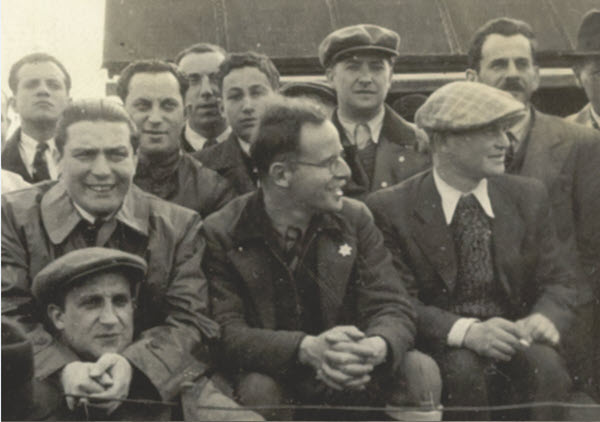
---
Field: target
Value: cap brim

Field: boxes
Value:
[330,46,398,65]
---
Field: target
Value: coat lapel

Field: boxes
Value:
[1,129,32,183]
[411,173,457,291]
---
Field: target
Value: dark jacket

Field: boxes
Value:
[1,128,34,183]
[134,153,235,218]
[192,134,257,196]
[366,171,577,352]
[202,190,416,379]
[2,181,218,400]
[331,104,431,199]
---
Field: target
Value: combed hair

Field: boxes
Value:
[468,17,538,71]
[116,60,189,102]
[216,52,280,91]
[9,52,71,94]
[55,98,139,155]
[251,96,326,178]
[174,42,226,65]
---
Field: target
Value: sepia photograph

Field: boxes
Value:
[1,0,600,420]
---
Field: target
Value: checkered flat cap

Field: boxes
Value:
[415,81,525,132]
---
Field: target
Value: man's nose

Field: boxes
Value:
[199,75,214,97]
[98,303,119,325]
[90,155,111,176]
[337,157,352,179]
[498,131,512,149]
[241,95,255,113]
[36,82,51,96]
[148,105,163,124]
[506,60,519,77]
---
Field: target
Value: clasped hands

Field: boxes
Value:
[61,353,132,414]
[298,325,387,391]
[463,313,559,361]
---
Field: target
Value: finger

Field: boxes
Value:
[330,341,374,358]
[78,379,107,395]
[343,374,371,390]
[487,348,513,362]
[337,363,374,377]
[320,361,354,384]
[337,326,366,340]
[325,331,354,344]
[316,370,344,391]
[324,350,363,366]
[493,329,521,349]
[89,354,117,378]
[494,320,526,340]
[492,340,516,356]
[66,396,76,410]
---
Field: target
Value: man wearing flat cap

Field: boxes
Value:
[567,9,600,130]
[367,81,578,420]
[465,17,600,399]
[319,24,430,199]
[29,248,261,421]
[1,99,250,419]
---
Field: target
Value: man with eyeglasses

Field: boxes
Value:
[202,97,442,421]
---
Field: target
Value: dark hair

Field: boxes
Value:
[251,96,326,178]
[55,98,139,155]
[175,42,226,65]
[468,18,538,71]
[217,52,280,92]
[8,53,71,94]
[116,60,189,102]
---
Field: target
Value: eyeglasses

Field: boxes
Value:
[291,155,347,174]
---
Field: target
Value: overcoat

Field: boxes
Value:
[1,128,35,183]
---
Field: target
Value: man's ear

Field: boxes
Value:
[47,304,65,331]
[465,69,479,82]
[269,161,292,188]
[325,66,336,86]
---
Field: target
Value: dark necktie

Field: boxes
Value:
[81,219,103,247]
[355,124,377,184]
[203,137,218,149]
[32,142,51,182]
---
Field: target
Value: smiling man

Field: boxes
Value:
[175,43,231,152]
[117,60,234,217]
[1,98,224,416]
[367,81,577,421]
[192,52,279,196]
[202,97,441,421]
[2,53,71,183]
[319,25,430,199]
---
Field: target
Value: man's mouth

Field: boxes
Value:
[239,117,257,128]
[86,184,115,193]
[35,101,53,108]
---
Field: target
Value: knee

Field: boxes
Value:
[236,372,285,406]
[441,349,488,399]
[399,350,442,406]
[520,344,572,393]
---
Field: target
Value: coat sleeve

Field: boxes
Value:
[201,224,306,379]
[121,213,217,400]
[1,196,81,379]
[352,202,416,375]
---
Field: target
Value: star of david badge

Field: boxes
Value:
[338,243,352,257]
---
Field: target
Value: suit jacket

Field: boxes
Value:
[1,129,34,183]
[202,190,416,379]
[192,134,257,196]
[566,103,599,130]
[514,110,600,297]
[331,104,431,199]
[366,171,577,351]
[2,181,218,400]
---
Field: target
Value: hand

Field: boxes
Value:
[516,313,560,346]
[61,361,107,410]
[298,326,365,370]
[463,317,528,361]
[86,353,132,414]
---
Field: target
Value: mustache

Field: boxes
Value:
[502,79,525,91]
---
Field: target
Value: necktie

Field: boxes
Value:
[354,124,377,183]
[504,132,518,170]
[203,137,218,149]
[32,142,51,182]
[81,219,103,247]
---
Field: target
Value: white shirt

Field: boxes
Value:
[237,137,251,156]
[184,122,231,151]
[432,168,495,346]
[337,107,385,146]
[19,131,59,179]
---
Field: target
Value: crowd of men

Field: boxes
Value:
[1,8,600,422]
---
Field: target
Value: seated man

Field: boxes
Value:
[202,97,441,421]
[117,60,235,217]
[30,247,261,421]
[367,81,578,420]
[2,99,220,415]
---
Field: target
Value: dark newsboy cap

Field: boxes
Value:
[572,9,600,56]
[32,247,147,305]
[415,81,525,132]
[318,24,400,68]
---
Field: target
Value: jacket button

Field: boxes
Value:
[398,155,405,163]
[380,181,388,188]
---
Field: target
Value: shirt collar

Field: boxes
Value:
[432,168,494,225]
[184,122,231,150]
[237,136,252,156]
[19,131,59,178]
[336,107,386,145]
[41,181,149,244]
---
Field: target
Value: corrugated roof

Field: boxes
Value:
[103,0,600,76]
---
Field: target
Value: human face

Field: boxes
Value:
[577,57,600,115]
[49,273,134,360]
[59,120,136,218]
[13,61,69,125]
[178,52,226,135]
[327,54,392,118]
[469,34,540,105]
[288,121,351,214]
[221,66,275,142]
[124,72,184,157]
[443,124,510,183]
